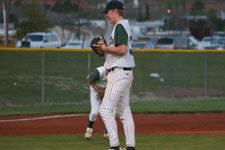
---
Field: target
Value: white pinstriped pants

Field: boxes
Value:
[100,68,135,147]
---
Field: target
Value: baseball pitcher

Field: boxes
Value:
[97,1,136,150]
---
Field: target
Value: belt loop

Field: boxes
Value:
[107,67,117,72]
[107,67,132,72]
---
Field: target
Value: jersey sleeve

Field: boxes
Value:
[89,69,100,83]
[114,24,128,47]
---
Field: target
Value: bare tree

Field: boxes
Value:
[46,11,74,45]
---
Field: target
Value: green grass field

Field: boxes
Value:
[1,96,224,150]
[0,134,225,150]
[0,99,225,116]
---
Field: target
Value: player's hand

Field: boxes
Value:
[101,44,107,52]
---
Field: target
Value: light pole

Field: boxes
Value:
[42,0,46,104]
[2,0,11,47]
[3,0,7,47]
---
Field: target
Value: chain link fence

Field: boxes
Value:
[0,49,225,106]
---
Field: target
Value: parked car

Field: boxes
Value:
[62,40,90,49]
[132,40,155,49]
[204,38,225,50]
[155,37,189,49]
[198,36,225,50]
[16,32,61,48]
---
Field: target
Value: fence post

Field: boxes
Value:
[168,53,172,96]
[41,52,45,104]
[204,53,207,96]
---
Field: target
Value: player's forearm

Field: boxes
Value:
[87,75,98,91]
[90,82,99,92]
[102,44,127,55]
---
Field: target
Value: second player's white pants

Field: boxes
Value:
[89,86,101,121]
[100,68,135,147]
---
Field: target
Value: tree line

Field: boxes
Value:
[1,0,225,46]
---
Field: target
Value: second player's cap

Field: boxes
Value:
[101,0,124,13]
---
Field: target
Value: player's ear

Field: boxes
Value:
[86,75,90,81]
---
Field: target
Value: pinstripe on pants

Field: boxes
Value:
[100,68,135,147]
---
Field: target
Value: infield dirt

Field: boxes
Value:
[0,113,225,136]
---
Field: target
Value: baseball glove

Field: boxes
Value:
[90,36,106,56]
[98,87,106,100]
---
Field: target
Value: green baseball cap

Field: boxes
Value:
[101,0,124,13]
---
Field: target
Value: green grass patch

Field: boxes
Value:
[131,99,225,114]
[0,99,225,116]
[0,104,90,116]
[0,134,224,150]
